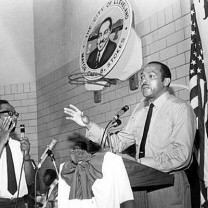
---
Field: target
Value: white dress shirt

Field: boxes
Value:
[0,138,28,198]
[87,92,197,173]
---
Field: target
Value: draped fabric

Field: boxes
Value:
[58,151,134,208]
[61,149,104,199]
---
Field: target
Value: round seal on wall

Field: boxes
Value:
[80,0,132,81]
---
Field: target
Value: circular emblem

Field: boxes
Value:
[80,0,132,81]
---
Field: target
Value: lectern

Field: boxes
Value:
[122,157,174,208]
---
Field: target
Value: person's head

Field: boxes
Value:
[97,17,113,51]
[140,61,171,102]
[43,169,57,187]
[0,100,19,132]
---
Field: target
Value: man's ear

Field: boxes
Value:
[163,78,171,86]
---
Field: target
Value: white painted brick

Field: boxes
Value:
[177,38,190,54]
[185,51,190,64]
[170,68,177,80]
[1,94,14,100]
[29,119,37,127]
[180,0,191,16]
[175,64,189,79]
[167,29,184,47]
[184,25,191,39]
[24,83,30,92]
[94,113,106,124]
[171,77,187,88]
[135,22,143,37]
[22,112,37,120]
[142,31,158,47]
[175,14,191,31]
[165,5,174,24]
[150,14,158,31]
[157,9,165,28]
[11,100,21,107]
[167,53,186,68]
[30,82,37,92]
[0,86,5,95]
[116,86,129,99]
[103,91,116,103]
[28,92,37,99]
[149,38,166,54]
[16,106,29,114]
[143,18,151,35]
[29,105,37,112]
[12,84,18,94]
[110,99,123,111]
[158,22,175,39]
[5,85,11,95]
[144,52,160,64]
[142,45,150,57]
[123,94,137,106]
[160,45,177,61]
[23,98,36,106]
[173,0,182,20]
[15,93,28,100]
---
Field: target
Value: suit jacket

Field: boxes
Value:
[87,40,117,69]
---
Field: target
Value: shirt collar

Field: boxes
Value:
[142,91,171,109]
[152,91,170,109]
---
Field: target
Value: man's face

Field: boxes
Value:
[97,20,111,51]
[140,63,167,101]
[0,103,18,131]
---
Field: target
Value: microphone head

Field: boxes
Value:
[20,124,25,133]
[48,139,58,150]
[123,105,129,111]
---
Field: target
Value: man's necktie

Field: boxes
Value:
[95,51,100,68]
[6,143,17,195]
[139,103,154,158]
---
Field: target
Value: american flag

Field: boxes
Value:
[189,3,208,204]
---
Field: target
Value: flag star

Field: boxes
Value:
[191,10,195,15]
[197,68,201,73]
[191,60,196,65]
[194,52,197,56]
[190,69,195,74]
[198,55,202,60]
[191,31,195,36]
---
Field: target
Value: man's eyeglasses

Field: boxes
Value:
[0,111,19,118]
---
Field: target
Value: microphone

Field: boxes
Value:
[37,139,57,169]
[113,105,129,120]
[20,124,25,140]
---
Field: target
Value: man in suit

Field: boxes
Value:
[87,17,117,69]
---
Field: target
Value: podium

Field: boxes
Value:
[122,157,174,208]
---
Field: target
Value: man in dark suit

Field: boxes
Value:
[87,17,117,69]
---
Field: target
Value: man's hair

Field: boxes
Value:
[148,61,172,81]
[0,100,9,110]
[43,169,57,186]
[99,17,113,31]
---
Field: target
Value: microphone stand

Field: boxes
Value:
[101,118,121,152]
[34,150,59,208]
[48,150,59,178]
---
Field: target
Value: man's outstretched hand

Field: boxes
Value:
[64,104,90,127]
